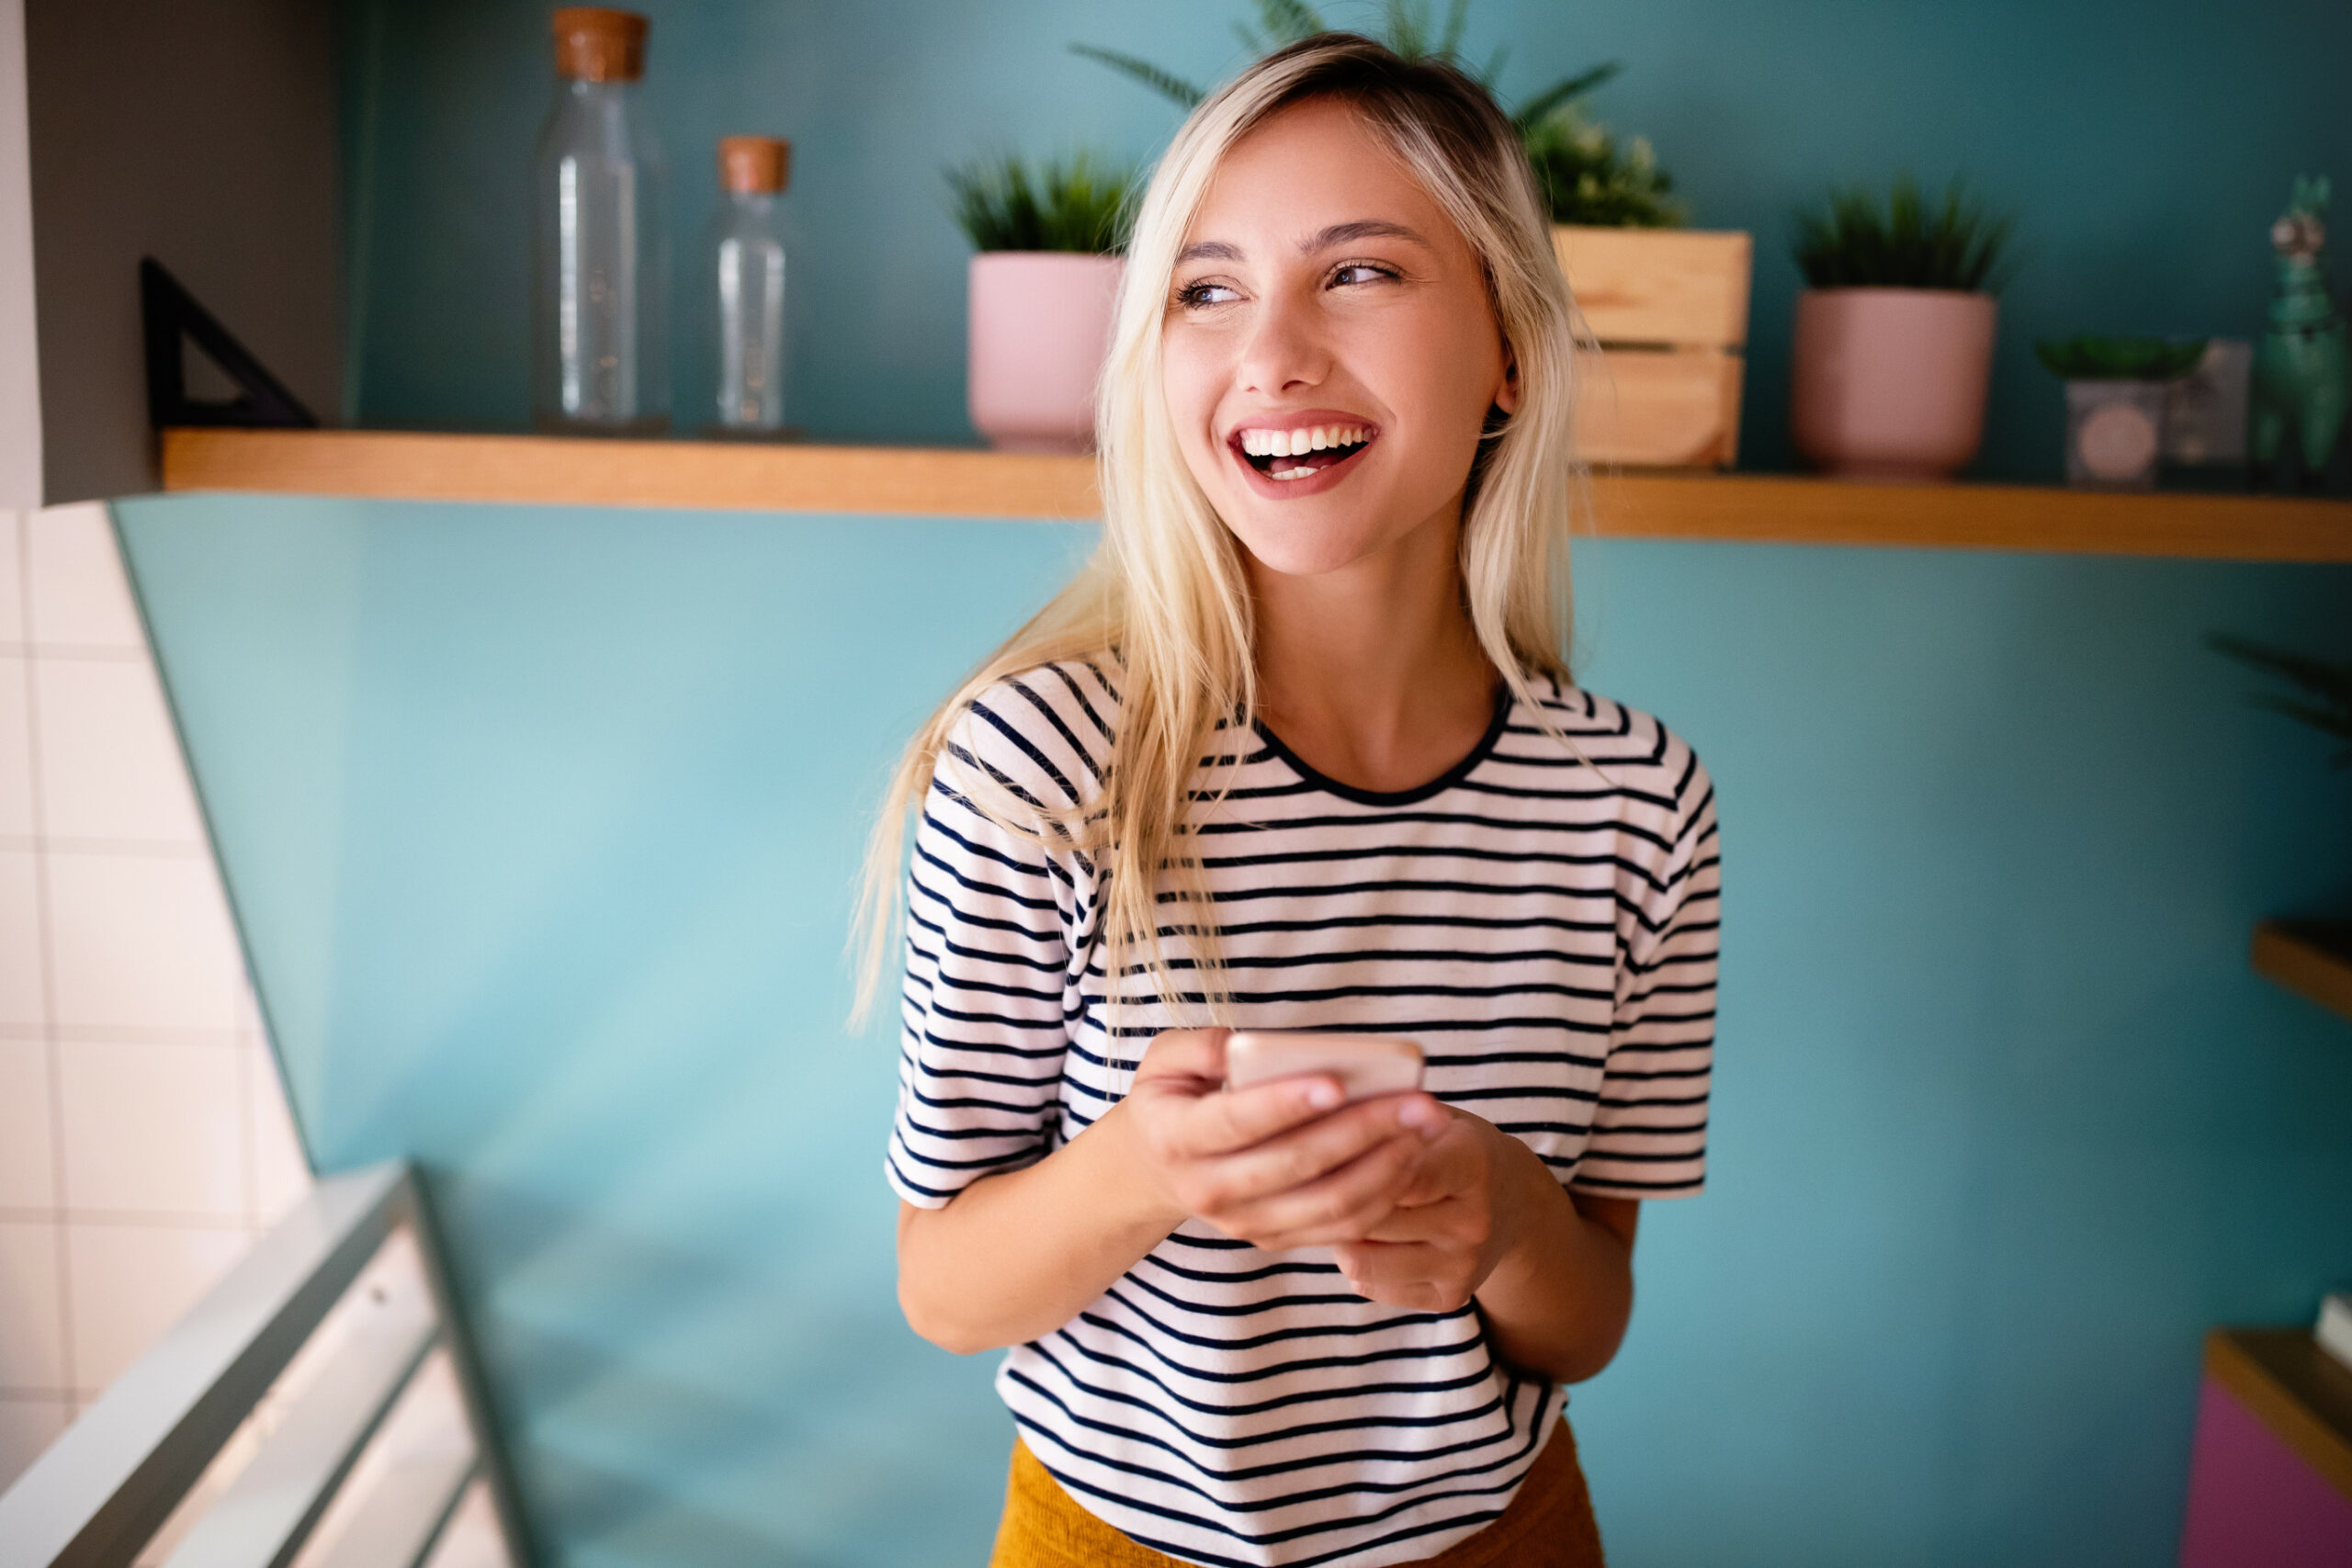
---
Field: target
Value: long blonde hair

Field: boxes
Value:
[853,33,1587,1029]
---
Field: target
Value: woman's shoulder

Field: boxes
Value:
[937,659,1125,812]
[1520,672,1713,823]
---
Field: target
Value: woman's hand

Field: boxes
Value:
[1331,1108,1643,1383]
[1329,1108,1544,1313]
[1118,1028,1447,1250]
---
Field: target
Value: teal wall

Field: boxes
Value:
[337,0,2352,479]
[117,491,2352,1566]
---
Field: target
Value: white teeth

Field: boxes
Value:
[1272,464,1315,479]
[1237,423,1373,464]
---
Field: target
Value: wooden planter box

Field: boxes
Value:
[1555,227,1753,468]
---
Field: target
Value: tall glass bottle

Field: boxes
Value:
[533,8,668,434]
[709,136,790,434]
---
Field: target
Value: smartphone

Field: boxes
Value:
[1224,1031,1425,1102]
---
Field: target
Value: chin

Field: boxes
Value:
[1226,512,1394,578]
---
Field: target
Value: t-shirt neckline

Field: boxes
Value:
[1250,681,1515,807]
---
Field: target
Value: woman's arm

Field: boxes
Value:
[898,1029,1444,1354]
[1333,1111,1640,1384]
[896,1097,1177,1356]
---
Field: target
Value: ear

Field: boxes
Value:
[1492,344,1522,417]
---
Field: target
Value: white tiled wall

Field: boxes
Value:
[0,502,311,1491]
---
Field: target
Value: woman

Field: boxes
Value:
[860,33,1720,1568]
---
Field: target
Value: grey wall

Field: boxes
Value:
[1,0,41,509]
[26,0,341,503]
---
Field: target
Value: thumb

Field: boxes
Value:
[1134,1026,1231,1091]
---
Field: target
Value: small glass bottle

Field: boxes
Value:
[709,136,790,434]
[532,8,669,434]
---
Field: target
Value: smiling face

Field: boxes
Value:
[1160,96,1519,580]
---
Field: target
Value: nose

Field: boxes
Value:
[1233,283,1330,397]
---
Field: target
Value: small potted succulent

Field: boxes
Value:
[946,152,1134,453]
[1789,175,2018,481]
[2035,336,2208,489]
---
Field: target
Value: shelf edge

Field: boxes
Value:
[158,429,2352,561]
[2252,920,2352,1024]
[2206,1328,2352,1503]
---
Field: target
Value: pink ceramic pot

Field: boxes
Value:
[967,252,1123,454]
[1790,288,1998,481]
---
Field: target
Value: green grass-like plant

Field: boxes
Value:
[2209,633,2352,769]
[2034,336,2209,380]
[1073,0,1679,227]
[944,152,1136,254]
[1792,175,2018,293]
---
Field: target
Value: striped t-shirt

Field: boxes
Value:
[886,660,1720,1568]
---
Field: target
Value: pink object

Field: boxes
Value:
[2179,1376,2352,1567]
[967,253,1123,454]
[1789,288,1998,481]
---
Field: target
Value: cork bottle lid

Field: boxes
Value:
[552,8,647,83]
[718,135,791,195]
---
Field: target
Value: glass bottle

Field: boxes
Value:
[532,8,668,434]
[709,136,790,434]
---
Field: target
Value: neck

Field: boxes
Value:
[1243,496,1498,792]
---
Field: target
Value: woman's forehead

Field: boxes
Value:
[1186,100,1456,252]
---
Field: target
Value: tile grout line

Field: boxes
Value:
[237,1023,258,1230]
[7,644,145,663]
[0,834,211,858]
[0,1024,246,1047]
[0,1205,261,1229]
[17,507,79,1400]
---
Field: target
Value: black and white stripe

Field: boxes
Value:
[888,660,1720,1567]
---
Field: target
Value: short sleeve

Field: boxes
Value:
[1573,747,1720,1198]
[884,679,1094,1210]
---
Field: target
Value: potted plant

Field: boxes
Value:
[2035,336,2208,489]
[1076,0,1752,466]
[946,152,1134,454]
[1789,175,2018,481]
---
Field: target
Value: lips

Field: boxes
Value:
[1226,412,1379,493]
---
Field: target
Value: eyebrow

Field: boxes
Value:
[1174,220,1431,265]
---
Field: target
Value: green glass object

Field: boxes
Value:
[2250,175,2349,482]
[2033,336,2208,380]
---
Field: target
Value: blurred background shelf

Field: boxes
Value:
[2253,921,2352,1023]
[162,427,2352,559]
[2200,1328,2352,1504]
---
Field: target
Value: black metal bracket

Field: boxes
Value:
[140,257,318,430]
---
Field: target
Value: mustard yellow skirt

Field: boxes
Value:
[988,1422,1606,1568]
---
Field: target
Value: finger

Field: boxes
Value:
[1132,1028,1232,1091]
[1185,1089,1431,1191]
[1332,1240,1456,1301]
[1353,1200,1459,1246]
[1216,1131,1430,1247]
[1377,1111,1477,1206]
[1172,1074,1348,1159]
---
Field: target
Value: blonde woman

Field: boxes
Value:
[865,34,1720,1568]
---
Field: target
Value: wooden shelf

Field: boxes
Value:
[159,428,2352,561]
[2253,920,2352,1023]
[2206,1327,2352,1500]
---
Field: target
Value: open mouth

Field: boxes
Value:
[1230,421,1377,483]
